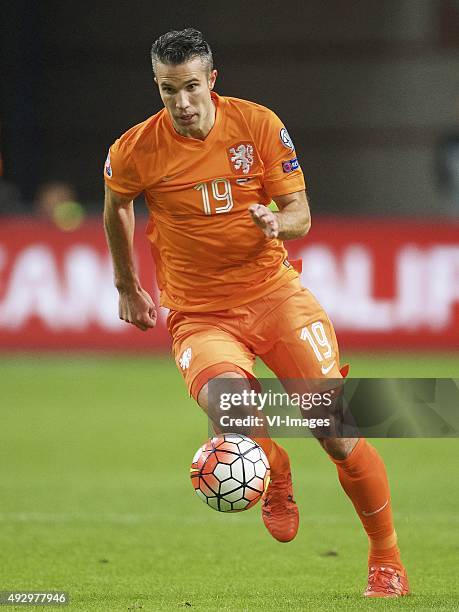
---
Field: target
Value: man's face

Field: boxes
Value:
[155,58,217,136]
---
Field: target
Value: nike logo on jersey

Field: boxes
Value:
[321,361,336,375]
[362,500,389,517]
[162,171,186,182]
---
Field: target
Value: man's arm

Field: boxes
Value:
[248,189,311,240]
[103,184,157,331]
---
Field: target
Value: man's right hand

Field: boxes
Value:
[118,287,157,331]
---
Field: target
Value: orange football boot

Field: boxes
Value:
[364,566,410,598]
[261,472,299,542]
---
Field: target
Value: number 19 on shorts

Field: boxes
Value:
[300,322,332,362]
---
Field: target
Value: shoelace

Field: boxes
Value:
[367,567,402,594]
[263,476,294,513]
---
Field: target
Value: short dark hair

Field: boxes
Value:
[151,28,213,74]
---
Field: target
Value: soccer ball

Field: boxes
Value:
[190,434,270,512]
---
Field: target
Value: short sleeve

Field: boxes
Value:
[103,138,143,199]
[256,110,305,198]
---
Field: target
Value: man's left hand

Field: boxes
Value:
[248,204,279,239]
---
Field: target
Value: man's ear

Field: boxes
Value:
[154,76,158,84]
[209,69,218,90]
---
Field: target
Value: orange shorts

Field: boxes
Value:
[167,277,342,401]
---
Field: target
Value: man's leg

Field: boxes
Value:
[320,437,400,567]
[197,370,298,542]
[167,310,298,542]
[255,279,409,595]
[319,437,408,595]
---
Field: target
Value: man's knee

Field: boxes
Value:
[198,371,258,436]
[318,437,359,460]
[197,371,248,411]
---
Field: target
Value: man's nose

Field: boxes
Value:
[175,91,190,110]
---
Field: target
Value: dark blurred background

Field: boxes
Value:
[1,0,459,217]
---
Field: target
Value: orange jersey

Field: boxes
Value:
[104,92,305,312]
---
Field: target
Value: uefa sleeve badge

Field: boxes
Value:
[104,151,112,178]
[279,127,295,151]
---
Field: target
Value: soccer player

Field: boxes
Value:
[103,29,409,598]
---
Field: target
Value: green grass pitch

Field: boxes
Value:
[1,353,458,611]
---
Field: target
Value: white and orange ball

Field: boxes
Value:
[190,434,270,512]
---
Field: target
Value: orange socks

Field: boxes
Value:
[330,438,403,570]
[254,438,290,479]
